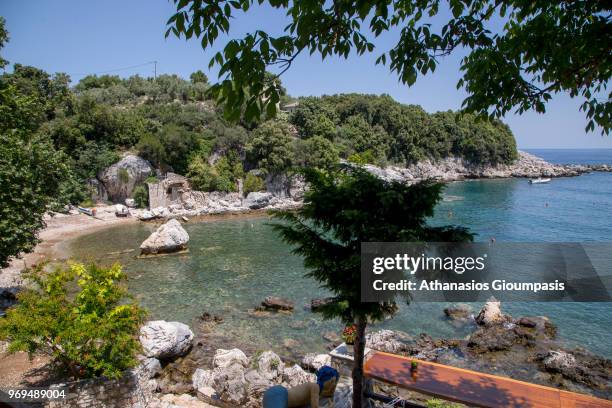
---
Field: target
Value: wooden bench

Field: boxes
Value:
[364,351,612,408]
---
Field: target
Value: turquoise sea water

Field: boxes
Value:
[65,149,612,359]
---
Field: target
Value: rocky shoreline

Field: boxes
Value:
[96,150,612,223]
[125,298,611,408]
[363,150,611,183]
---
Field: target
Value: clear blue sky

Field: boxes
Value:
[1,0,610,149]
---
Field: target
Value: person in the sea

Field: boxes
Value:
[262,366,339,407]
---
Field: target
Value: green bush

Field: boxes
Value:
[243,173,266,196]
[132,184,149,208]
[118,168,130,184]
[187,155,217,191]
[0,262,146,380]
[79,198,95,208]
[347,150,377,165]
[187,150,243,193]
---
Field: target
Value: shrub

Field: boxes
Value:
[117,168,130,184]
[187,151,243,193]
[243,173,266,196]
[0,263,146,380]
[79,198,95,208]
[347,150,376,165]
[187,155,217,191]
[132,184,149,208]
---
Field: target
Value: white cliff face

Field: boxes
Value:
[362,151,588,183]
[98,154,154,203]
[140,219,189,255]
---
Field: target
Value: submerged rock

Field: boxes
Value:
[309,297,335,312]
[140,320,194,360]
[261,296,294,311]
[140,219,189,255]
[444,304,473,320]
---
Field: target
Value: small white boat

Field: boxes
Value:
[529,178,551,184]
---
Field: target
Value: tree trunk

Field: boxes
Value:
[351,317,367,408]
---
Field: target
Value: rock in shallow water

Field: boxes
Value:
[261,296,294,311]
[140,219,189,255]
[444,303,473,320]
[475,296,507,326]
[140,320,194,360]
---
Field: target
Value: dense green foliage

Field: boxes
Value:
[291,94,517,165]
[243,172,266,196]
[167,1,611,135]
[271,166,473,406]
[0,263,146,379]
[132,185,149,208]
[187,150,244,192]
[0,61,76,267]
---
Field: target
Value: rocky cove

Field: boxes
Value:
[86,150,611,222]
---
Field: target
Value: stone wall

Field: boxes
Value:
[46,371,153,408]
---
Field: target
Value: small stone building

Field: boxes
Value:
[147,173,190,209]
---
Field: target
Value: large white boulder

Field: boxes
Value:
[140,219,189,255]
[212,348,249,369]
[212,363,249,404]
[192,368,216,399]
[98,154,153,203]
[255,351,284,382]
[282,364,316,388]
[139,320,194,360]
[301,353,331,371]
[243,192,274,209]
